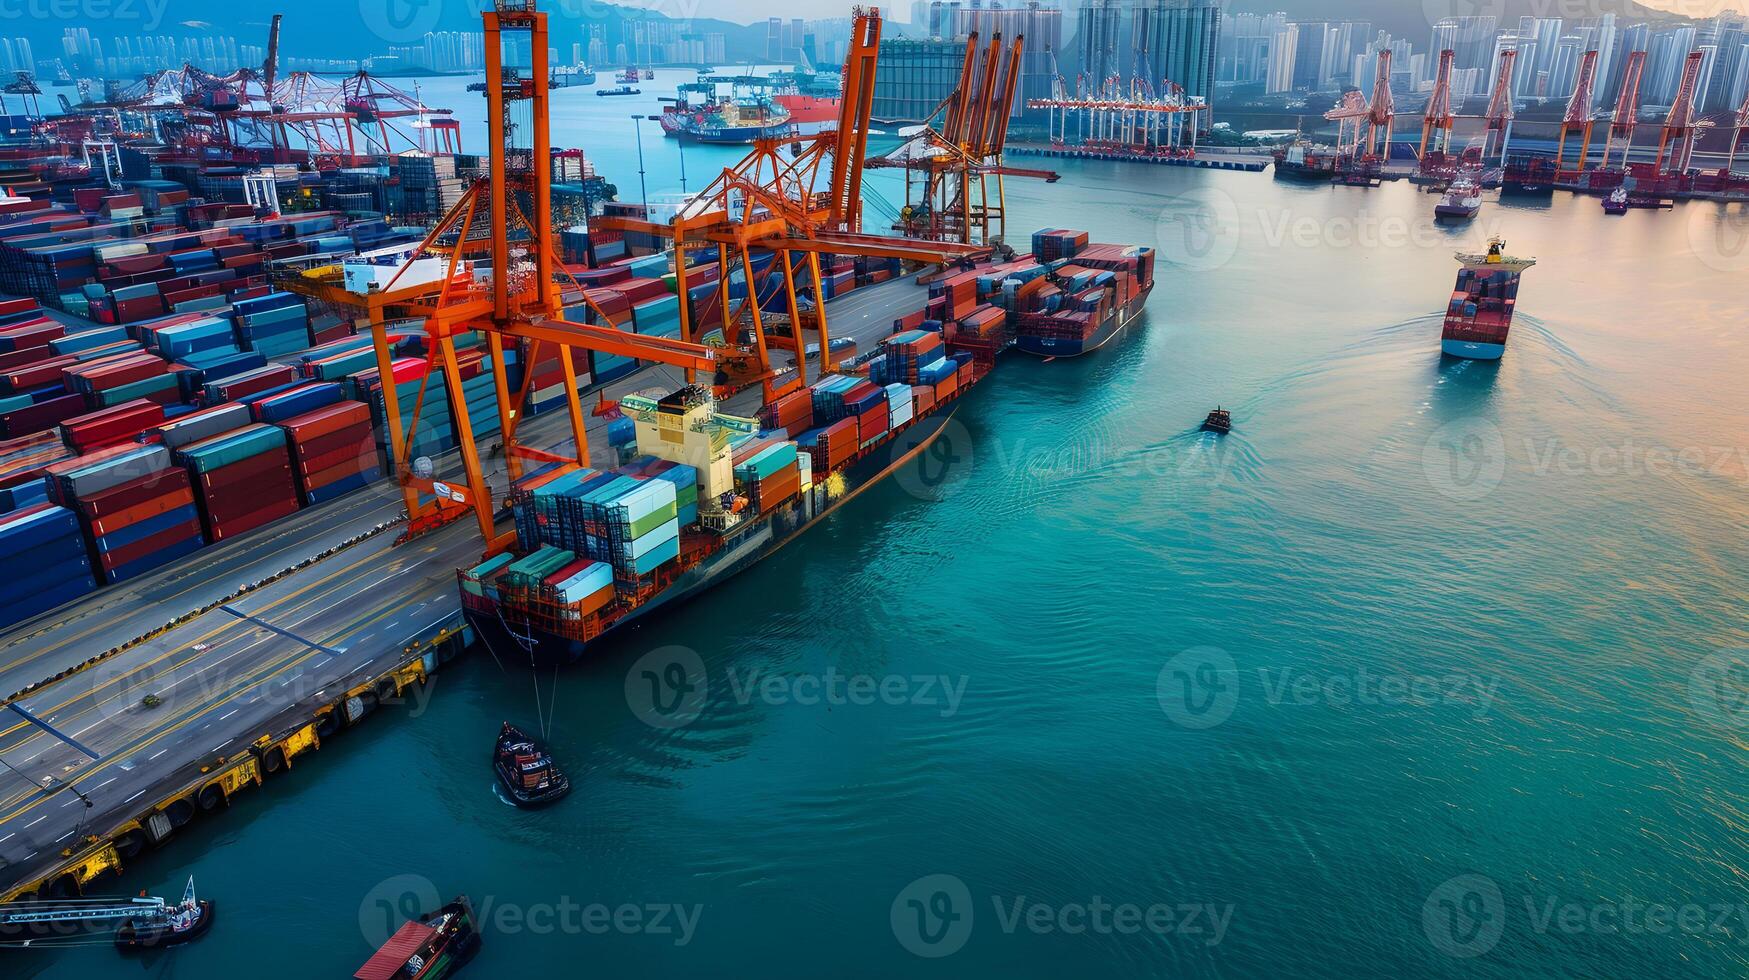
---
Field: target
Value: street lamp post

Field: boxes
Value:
[631,114,650,211]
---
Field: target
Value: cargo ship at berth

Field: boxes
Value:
[462,383,970,666]
[460,234,1156,666]
[660,81,792,143]
[1272,140,1339,181]
[1441,238,1535,360]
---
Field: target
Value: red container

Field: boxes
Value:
[0,345,55,372]
[302,459,373,493]
[280,401,371,442]
[1,393,87,438]
[83,486,197,538]
[4,355,78,393]
[208,496,299,542]
[857,405,889,444]
[195,450,293,492]
[75,466,191,519]
[60,399,165,452]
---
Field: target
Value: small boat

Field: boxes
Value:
[615,68,639,85]
[1202,407,1232,434]
[1603,187,1629,214]
[354,897,481,980]
[493,722,571,807]
[115,877,213,950]
[596,85,640,97]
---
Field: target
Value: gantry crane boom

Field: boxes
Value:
[1556,49,1599,170]
[1483,49,1517,164]
[1654,50,1707,175]
[1602,50,1646,169]
[1420,49,1455,159]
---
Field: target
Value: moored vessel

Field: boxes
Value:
[1441,237,1536,360]
[1435,176,1483,220]
[1603,187,1630,214]
[1502,155,1558,196]
[660,80,792,143]
[596,84,640,97]
[114,878,212,951]
[1272,140,1338,181]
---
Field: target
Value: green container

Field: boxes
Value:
[629,501,679,538]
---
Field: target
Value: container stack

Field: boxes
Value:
[0,504,96,627]
[174,423,300,542]
[231,292,313,357]
[1031,229,1089,262]
[623,458,700,526]
[733,440,801,513]
[884,383,914,431]
[599,478,679,577]
[58,399,165,454]
[0,431,67,510]
[277,401,380,505]
[542,557,615,617]
[758,387,814,438]
[880,330,946,385]
[46,443,204,584]
[63,351,178,409]
[248,381,344,425]
[350,358,454,468]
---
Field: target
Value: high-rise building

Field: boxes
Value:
[1265,23,1297,95]
[872,37,968,122]
[950,2,1066,120]
[1290,22,1329,91]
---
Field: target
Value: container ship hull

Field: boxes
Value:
[1014,289,1150,357]
[1440,242,1534,361]
[463,409,958,667]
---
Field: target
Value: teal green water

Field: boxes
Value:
[22,75,1749,977]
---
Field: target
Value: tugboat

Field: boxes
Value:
[1202,407,1232,434]
[493,722,571,807]
[115,878,213,950]
[1435,176,1483,220]
[354,897,481,980]
[1603,186,1630,214]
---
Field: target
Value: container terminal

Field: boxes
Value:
[1267,45,1749,203]
[0,3,1157,910]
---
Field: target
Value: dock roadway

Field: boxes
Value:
[0,273,929,898]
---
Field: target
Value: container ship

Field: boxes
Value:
[1441,238,1535,360]
[1010,230,1156,357]
[459,231,1157,666]
[1501,155,1558,196]
[1273,140,1339,181]
[660,82,792,143]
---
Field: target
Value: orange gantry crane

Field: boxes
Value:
[1600,50,1647,169]
[1653,50,1710,176]
[1481,49,1517,166]
[1555,49,1600,171]
[866,30,1058,244]
[596,7,987,405]
[281,0,714,550]
[1419,49,1456,160]
[1730,87,1749,174]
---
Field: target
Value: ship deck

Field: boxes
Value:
[0,272,930,897]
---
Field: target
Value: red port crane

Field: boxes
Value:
[1555,49,1599,171]
[1653,50,1708,176]
[1601,50,1646,169]
[1419,49,1456,160]
[1730,87,1749,174]
[1482,49,1517,165]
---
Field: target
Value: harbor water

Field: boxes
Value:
[18,77,1749,977]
